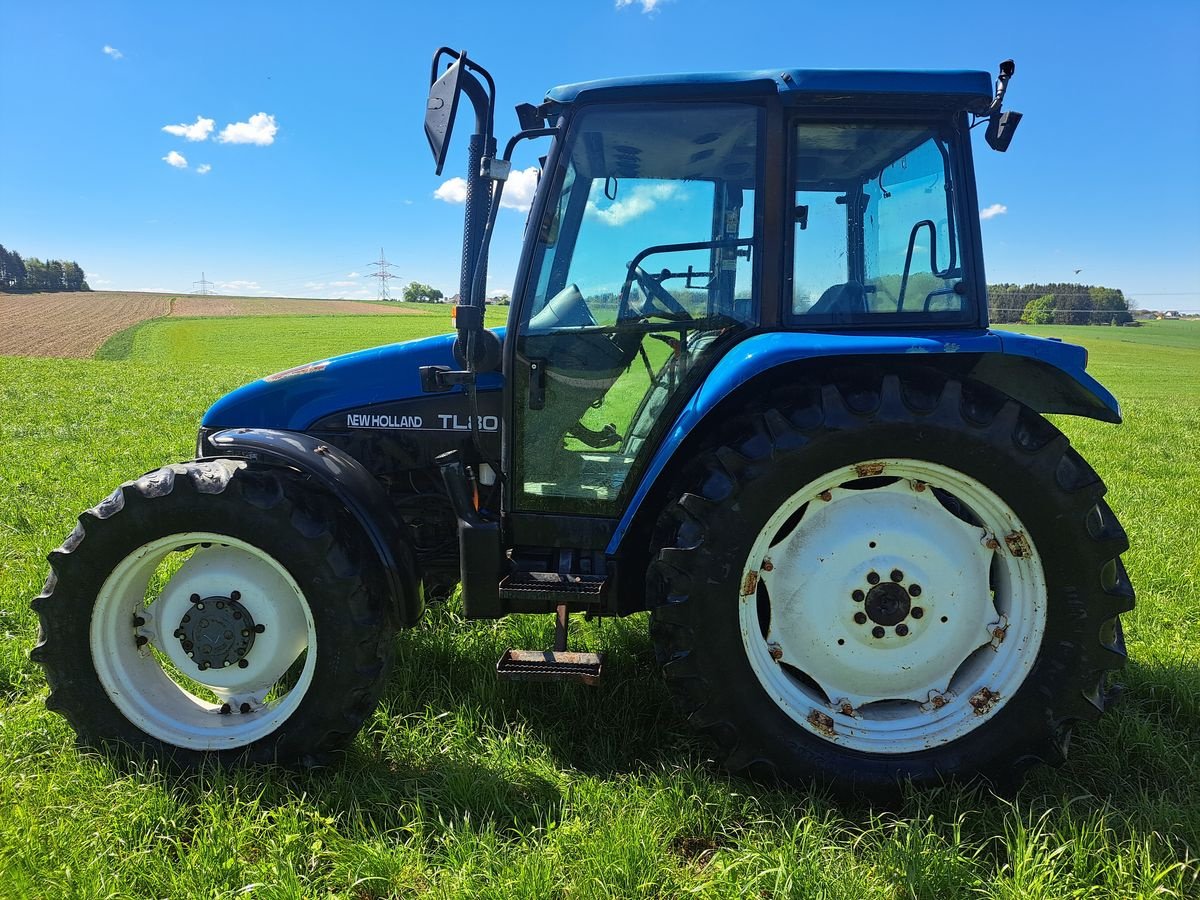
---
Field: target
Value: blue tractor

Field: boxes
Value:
[33,52,1133,790]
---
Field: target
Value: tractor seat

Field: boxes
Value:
[806,280,867,316]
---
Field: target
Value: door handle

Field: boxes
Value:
[528,358,546,410]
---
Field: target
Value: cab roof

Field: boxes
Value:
[545,68,993,113]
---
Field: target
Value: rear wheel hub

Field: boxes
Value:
[864,581,910,626]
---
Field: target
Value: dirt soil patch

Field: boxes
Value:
[0,291,432,358]
[0,292,172,358]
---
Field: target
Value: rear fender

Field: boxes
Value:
[608,329,1121,556]
[205,428,423,627]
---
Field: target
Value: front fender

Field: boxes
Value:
[203,428,423,627]
[608,328,1121,555]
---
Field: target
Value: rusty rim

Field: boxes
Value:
[738,459,1046,754]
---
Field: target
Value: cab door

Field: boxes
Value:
[505,103,764,525]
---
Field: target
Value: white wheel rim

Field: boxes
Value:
[91,532,317,751]
[739,459,1046,754]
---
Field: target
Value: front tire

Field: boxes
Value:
[31,460,395,766]
[647,372,1134,790]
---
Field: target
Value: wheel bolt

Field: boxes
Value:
[135,635,148,648]
[867,571,880,585]
[190,593,200,604]
[238,659,249,668]
[871,626,885,639]
[854,612,868,625]
[254,624,266,634]
[231,591,241,601]
[220,703,232,715]
[182,640,193,651]
[909,584,922,597]
[896,624,909,636]
[196,603,205,611]
[912,607,924,619]
[198,661,210,671]
[851,589,865,603]
[239,703,251,714]
[890,569,904,582]
[132,615,145,627]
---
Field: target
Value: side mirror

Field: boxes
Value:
[426,55,465,176]
[985,110,1023,152]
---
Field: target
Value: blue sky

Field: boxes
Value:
[2,0,1197,310]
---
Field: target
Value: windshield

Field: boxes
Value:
[512,103,762,514]
[789,122,971,323]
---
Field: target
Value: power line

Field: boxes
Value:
[366,248,400,301]
[192,272,214,295]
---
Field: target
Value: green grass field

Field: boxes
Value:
[0,316,1196,898]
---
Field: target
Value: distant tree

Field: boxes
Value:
[403,281,444,303]
[0,247,89,292]
[1089,286,1131,325]
[1052,290,1093,325]
[1020,294,1056,325]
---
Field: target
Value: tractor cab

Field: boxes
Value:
[425,54,1025,672]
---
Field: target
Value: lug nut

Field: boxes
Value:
[909,584,922,597]
[238,659,249,668]
[896,624,909,636]
[198,661,210,671]
[851,589,865,602]
[867,571,880,585]
[231,591,241,601]
[890,569,904,582]
[239,703,252,714]
[135,635,148,648]
[254,624,265,634]
[219,703,232,715]
[190,593,200,604]
[854,612,868,625]
[871,626,885,639]
[132,615,145,627]
[912,607,924,619]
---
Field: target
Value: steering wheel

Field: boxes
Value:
[617,265,692,322]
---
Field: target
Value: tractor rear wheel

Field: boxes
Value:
[647,372,1133,790]
[31,459,395,766]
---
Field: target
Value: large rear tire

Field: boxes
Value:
[31,460,395,766]
[647,372,1134,790]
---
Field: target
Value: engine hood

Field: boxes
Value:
[202,329,505,431]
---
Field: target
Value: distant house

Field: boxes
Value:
[1165,310,1181,319]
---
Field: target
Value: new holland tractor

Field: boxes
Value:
[32,51,1134,790]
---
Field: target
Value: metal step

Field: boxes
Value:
[496,649,604,685]
[498,572,606,604]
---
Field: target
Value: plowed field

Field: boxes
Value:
[0,292,171,358]
[0,291,430,358]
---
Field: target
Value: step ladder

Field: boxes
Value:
[496,601,604,685]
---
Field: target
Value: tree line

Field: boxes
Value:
[0,243,90,292]
[987,283,1132,326]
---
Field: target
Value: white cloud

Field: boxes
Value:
[500,167,539,211]
[218,280,267,295]
[345,271,360,277]
[330,280,357,287]
[586,182,680,226]
[196,163,212,175]
[218,113,278,146]
[434,177,468,204]
[980,203,1008,220]
[433,167,539,211]
[616,0,666,11]
[102,45,123,60]
[162,116,214,142]
[162,150,188,169]
[403,199,414,205]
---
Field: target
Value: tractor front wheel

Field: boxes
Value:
[32,459,395,765]
[647,373,1133,790]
